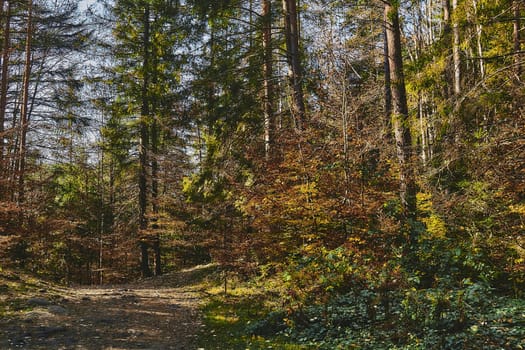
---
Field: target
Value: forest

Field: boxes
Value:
[0,0,524,348]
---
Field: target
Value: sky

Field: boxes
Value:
[78,0,97,12]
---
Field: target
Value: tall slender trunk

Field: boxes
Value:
[139,4,152,278]
[0,0,11,195]
[513,0,521,78]
[282,0,305,129]
[262,0,274,159]
[452,0,461,94]
[98,147,105,285]
[384,2,417,249]
[151,117,161,276]
[443,0,451,32]
[149,9,162,276]
[442,0,454,97]
[384,26,392,137]
[472,0,490,136]
[427,0,435,45]
[8,92,18,201]
[17,0,33,206]
[418,93,428,166]
[472,0,485,79]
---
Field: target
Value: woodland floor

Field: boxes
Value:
[0,265,213,350]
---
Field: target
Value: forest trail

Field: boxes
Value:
[0,265,213,350]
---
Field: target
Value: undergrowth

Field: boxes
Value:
[197,272,312,349]
[0,267,61,317]
[197,269,525,350]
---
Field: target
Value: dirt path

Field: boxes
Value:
[0,266,211,350]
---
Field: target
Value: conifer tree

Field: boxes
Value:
[282,0,305,128]
[384,1,417,250]
[105,0,189,276]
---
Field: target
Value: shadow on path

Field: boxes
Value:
[0,265,215,350]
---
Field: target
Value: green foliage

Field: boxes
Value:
[271,282,525,349]
[197,265,525,350]
[199,294,311,349]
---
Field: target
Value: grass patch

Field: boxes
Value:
[197,276,311,350]
[195,271,525,350]
[0,267,62,317]
[199,297,310,349]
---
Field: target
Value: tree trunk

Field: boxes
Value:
[442,0,454,97]
[152,238,161,276]
[383,26,392,137]
[98,149,105,285]
[282,0,305,129]
[443,0,451,33]
[452,0,461,94]
[472,0,485,79]
[17,0,33,206]
[150,9,162,276]
[384,2,418,249]
[418,93,428,166]
[427,0,435,45]
[151,118,161,276]
[262,0,274,159]
[0,0,11,194]
[513,0,521,78]
[139,4,152,278]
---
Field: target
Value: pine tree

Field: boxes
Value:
[384,1,417,250]
[104,0,190,277]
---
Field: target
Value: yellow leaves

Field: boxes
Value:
[418,192,447,239]
[298,182,318,197]
[242,170,254,187]
[302,243,318,254]
[511,237,525,261]
[509,204,525,216]
[347,236,366,246]
[408,56,447,93]
[417,192,433,214]
[422,214,447,239]
[209,313,239,324]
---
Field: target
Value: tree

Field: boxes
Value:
[16,0,33,207]
[262,0,274,159]
[513,0,521,78]
[106,0,190,277]
[138,2,152,277]
[452,0,461,94]
[384,1,417,249]
[282,0,306,129]
[0,0,87,201]
[0,0,11,192]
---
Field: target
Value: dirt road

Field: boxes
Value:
[0,266,209,350]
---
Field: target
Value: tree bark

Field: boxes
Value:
[513,0,521,78]
[282,0,305,129]
[427,0,435,45]
[442,0,454,97]
[384,1,417,248]
[151,117,161,276]
[17,0,33,206]
[452,0,461,94]
[262,0,274,159]
[383,26,392,137]
[0,0,11,193]
[139,4,152,278]
[472,0,485,79]
[443,0,451,33]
